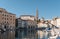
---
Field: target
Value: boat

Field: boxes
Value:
[48,28,58,39]
[48,34,58,39]
[46,28,52,32]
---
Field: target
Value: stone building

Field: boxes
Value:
[16,18,37,30]
[16,18,22,28]
[0,8,16,29]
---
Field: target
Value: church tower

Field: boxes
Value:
[36,8,38,21]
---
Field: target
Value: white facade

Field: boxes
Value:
[20,15,35,21]
[51,20,54,25]
[56,18,60,27]
[37,23,48,28]
[51,18,60,27]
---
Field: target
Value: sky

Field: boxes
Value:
[0,0,60,19]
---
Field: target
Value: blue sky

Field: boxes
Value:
[0,0,60,19]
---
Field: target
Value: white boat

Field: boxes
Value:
[48,28,58,39]
[48,35,58,39]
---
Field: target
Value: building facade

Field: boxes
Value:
[37,20,48,28]
[16,18,37,30]
[51,18,60,27]
[16,18,22,28]
[20,15,35,21]
[0,8,16,29]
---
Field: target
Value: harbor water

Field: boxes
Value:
[0,30,60,39]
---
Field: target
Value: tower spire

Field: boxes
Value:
[36,8,38,21]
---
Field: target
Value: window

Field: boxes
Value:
[5,15,6,16]
[7,22,8,24]
[0,11,2,13]
[5,18,6,20]
[7,18,8,20]
[10,16,12,17]
[5,21,6,23]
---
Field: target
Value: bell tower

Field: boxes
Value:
[36,8,38,21]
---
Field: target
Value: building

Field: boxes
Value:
[37,20,48,28]
[16,18,22,28]
[16,18,27,29]
[0,8,16,29]
[25,20,37,29]
[16,8,39,29]
[37,19,53,30]
[16,18,37,30]
[56,18,60,27]
[51,18,60,27]
[20,15,35,21]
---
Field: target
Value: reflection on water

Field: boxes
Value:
[0,30,59,39]
[38,31,49,39]
[15,30,49,39]
[0,31,15,39]
[15,30,38,39]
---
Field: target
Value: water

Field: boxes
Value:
[0,31,15,39]
[0,30,60,39]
